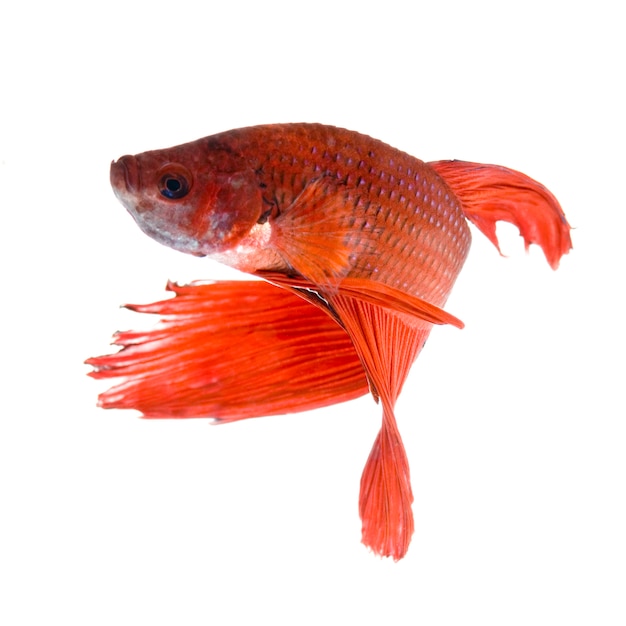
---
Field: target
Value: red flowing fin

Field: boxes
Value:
[259,272,464,329]
[86,280,368,420]
[328,294,433,560]
[335,277,464,329]
[430,160,572,269]
[272,177,375,287]
[359,407,414,561]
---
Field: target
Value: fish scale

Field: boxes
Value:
[93,123,572,560]
[214,124,472,305]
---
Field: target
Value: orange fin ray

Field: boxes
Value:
[272,177,376,287]
[86,280,368,420]
[328,294,434,559]
[430,160,572,269]
[359,405,414,561]
[259,272,464,329]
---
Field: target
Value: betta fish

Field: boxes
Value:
[87,123,571,560]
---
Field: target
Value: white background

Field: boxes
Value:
[2,1,624,624]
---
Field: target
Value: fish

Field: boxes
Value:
[87,123,572,560]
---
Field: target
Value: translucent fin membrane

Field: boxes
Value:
[329,296,432,560]
[87,280,368,420]
[430,160,572,269]
[260,272,462,559]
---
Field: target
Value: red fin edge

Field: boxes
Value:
[86,280,368,419]
[328,294,433,559]
[430,160,572,269]
[359,406,414,561]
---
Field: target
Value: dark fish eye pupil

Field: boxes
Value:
[159,173,190,199]
[166,178,181,193]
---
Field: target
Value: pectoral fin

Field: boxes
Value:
[271,177,375,287]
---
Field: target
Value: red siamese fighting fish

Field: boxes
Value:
[88,123,571,560]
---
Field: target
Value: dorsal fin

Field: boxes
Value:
[430,160,572,269]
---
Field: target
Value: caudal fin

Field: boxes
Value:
[87,280,368,420]
[430,160,572,269]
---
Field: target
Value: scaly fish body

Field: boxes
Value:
[111,124,472,307]
[94,123,572,560]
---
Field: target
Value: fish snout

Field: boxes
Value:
[110,155,140,194]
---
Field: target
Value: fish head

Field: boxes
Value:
[110,141,264,257]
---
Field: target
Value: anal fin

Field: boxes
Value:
[259,272,464,329]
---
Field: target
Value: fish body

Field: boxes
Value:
[111,124,472,306]
[92,123,571,560]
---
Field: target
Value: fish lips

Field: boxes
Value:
[111,155,140,195]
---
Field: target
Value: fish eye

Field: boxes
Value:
[159,173,190,199]
[157,165,192,199]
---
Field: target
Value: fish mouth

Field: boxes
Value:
[110,155,140,194]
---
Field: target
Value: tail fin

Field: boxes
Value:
[430,160,572,269]
[87,280,368,420]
